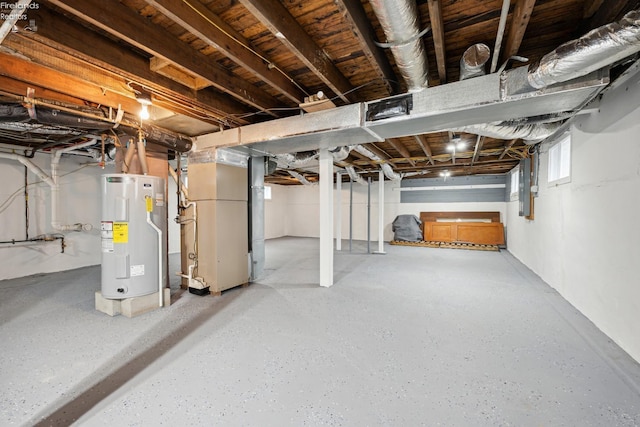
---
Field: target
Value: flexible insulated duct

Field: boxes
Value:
[353,144,405,180]
[345,166,367,185]
[369,0,429,91]
[455,121,564,144]
[528,9,640,89]
[460,43,491,80]
[287,170,316,185]
[275,151,318,169]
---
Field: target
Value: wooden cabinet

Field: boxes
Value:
[420,211,505,245]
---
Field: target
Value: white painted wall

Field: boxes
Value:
[264,184,288,239]
[269,179,506,242]
[506,72,640,363]
[0,154,180,280]
[0,153,103,280]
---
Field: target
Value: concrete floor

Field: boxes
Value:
[1,237,640,426]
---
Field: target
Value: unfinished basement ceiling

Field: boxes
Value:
[0,0,639,184]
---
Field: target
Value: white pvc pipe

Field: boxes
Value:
[51,139,97,231]
[377,170,385,254]
[335,172,342,251]
[0,152,55,188]
[146,209,164,307]
[490,0,511,73]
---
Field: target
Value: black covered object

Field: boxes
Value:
[392,215,422,242]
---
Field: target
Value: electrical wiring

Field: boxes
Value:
[179,0,310,98]
[230,78,396,119]
[0,162,93,214]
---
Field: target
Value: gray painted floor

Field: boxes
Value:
[1,237,640,426]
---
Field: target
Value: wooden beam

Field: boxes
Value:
[387,138,416,167]
[587,0,636,29]
[0,51,142,113]
[238,0,354,103]
[47,0,281,115]
[144,0,306,103]
[413,134,434,165]
[334,0,397,95]
[427,0,447,84]
[502,0,537,63]
[471,135,485,166]
[499,139,518,160]
[17,7,250,125]
[583,0,605,18]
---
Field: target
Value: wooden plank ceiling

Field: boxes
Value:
[0,0,638,184]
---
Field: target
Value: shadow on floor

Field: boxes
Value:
[32,286,255,426]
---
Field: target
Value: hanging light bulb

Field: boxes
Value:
[136,92,152,121]
[140,104,150,120]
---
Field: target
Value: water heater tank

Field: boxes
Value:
[101,174,167,299]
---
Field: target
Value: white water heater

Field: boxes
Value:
[101,174,167,299]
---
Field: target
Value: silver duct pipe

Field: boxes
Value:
[345,166,367,185]
[369,0,429,91]
[354,144,404,180]
[455,121,564,144]
[275,151,318,169]
[288,170,316,185]
[528,9,640,89]
[329,146,352,161]
[460,43,491,80]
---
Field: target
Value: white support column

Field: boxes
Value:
[375,170,386,254]
[335,172,342,251]
[319,148,334,287]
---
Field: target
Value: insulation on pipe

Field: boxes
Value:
[460,43,491,80]
[287,170,316,185]
[528,9,640,89]
[345,166,367,185]
[275,151,318,169]
[454,121,564,144]
[353,145,404,180]
[369,0,429,91]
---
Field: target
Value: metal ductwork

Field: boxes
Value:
[460,43,491,80]
[528,9,640,89]
[345,165,367,185]
[353,144,404,180]
[369,0,429,91]
[287,170,316,185]
[454,121,565,144]
[274,151,318,169]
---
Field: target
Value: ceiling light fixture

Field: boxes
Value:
[136,93,152,121]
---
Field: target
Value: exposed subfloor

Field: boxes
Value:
[1,237,640,426]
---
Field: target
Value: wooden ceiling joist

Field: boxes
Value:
[502,0,537,63]
[47,0,281,115]
[334,0,397,95]
[144,0,306,104]
[471,135,485,166]
[238,0,354,103]
[427,0,447,84]
[413,134,434,165]
[387,138,416,167]
[0,52,142,113]
[19,7,249,126]
[499,139,519,160]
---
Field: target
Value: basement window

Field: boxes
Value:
[548,134,571,186]
[264,185,272,200]
[510,165,519,201]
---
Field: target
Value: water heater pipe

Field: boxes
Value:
[145,196,164,307]
[122,139,137,173]
[136,130,149,175]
